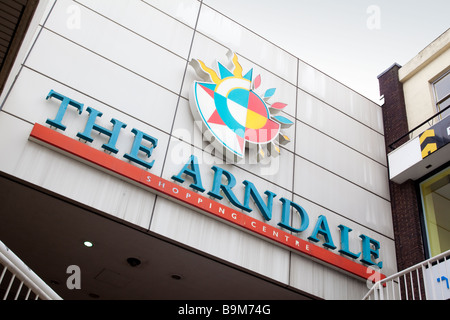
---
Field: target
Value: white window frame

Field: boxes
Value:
[432,70,450,121]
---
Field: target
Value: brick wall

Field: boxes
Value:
[378,65,426,271]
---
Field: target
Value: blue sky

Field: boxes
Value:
[203,0,450,103]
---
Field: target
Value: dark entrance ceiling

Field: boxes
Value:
[0,173,311,300]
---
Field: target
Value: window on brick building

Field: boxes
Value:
[432,70,450,121]
[420,166,450,257]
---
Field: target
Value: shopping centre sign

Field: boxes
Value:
[29,89,385,282]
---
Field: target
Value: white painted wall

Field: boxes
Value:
[399,29,450,136]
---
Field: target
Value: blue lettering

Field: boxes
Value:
[45,90,83,131]
[308,215,336,250]
[242,180,276,221]
[77,107,127,154]
[278,198,309,233]
[360,234,383,268]
[207,166,247,211]
[171,155,205,192]
[123,128,158,169]
[338,225,361,259]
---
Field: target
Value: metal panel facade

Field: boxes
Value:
[0,0,395,299]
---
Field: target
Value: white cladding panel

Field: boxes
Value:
[150,196,291,285]
[76,0,195,58]
[196,5,298,85]
[290,252,369,300]
[294,156,392,238]
[46,0,188,95]
[0,0,395,299]
[296,121,390,200]
[298,61,384,134]
[297,89,387,166]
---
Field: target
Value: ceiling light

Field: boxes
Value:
[83,241,93,248]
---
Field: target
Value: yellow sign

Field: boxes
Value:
[419,129,437,158]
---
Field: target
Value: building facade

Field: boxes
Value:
[379,28,450,271]
[0,0,395,300]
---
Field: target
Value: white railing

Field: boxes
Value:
[0,241,62,300]
[363,249,450,300]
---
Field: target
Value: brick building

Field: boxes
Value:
[378,28,450,271]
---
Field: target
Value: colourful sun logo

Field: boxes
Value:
[189,51,293,161]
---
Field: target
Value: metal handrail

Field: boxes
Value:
[388,104,450,151]
[363,249,450,300]
[0,240,62,300]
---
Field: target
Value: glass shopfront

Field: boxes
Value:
[420,166,450,257]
